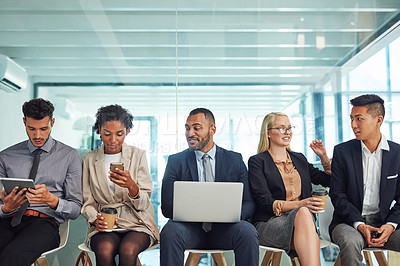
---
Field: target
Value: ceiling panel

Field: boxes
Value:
[0,0,399,113]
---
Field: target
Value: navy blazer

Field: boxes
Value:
[248,150,330,223]
[161,145,255,220]
[329,139,400,235]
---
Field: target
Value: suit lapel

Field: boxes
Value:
[215,146,222,182]
[186,150,199,181]
[265,151,285,191]
[114,143,131,201]
[380,147,391,201]
[351,141,364,203]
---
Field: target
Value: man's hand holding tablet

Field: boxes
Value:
[0,178,35,213]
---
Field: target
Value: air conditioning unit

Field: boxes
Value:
[0,54,28,93]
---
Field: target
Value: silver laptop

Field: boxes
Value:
[173,181,243,223]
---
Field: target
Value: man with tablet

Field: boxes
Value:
[160,108,258,266]
[0,98,83,266]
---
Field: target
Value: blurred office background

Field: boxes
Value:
[0,0,400,265]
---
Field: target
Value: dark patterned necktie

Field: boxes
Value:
[11,149,42,227]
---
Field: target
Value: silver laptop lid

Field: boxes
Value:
[173,181,243,223]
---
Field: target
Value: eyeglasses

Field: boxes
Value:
[268,126,295,134]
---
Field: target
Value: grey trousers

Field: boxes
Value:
[332,215,400,266]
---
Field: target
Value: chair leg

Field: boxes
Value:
[185,252,201,266]
[271,252,282,266]
[211,253,227,266]
[363,251,374,266]
[290,257,300,266]
[373,251,388,266]
[333,254,341,266]
[35,257,49,266]
[261,251,274,266]
[75,251,93,266]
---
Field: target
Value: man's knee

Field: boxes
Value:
[332,224,364,251]
[232,221,259,245]
[161,221,179,240]
[385,229,400,251]
[161,221,190,246]
[0,244,38,266]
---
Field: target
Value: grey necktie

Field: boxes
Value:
[202,153,213,232]
[11,149,42,227]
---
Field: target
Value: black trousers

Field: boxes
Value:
[0,215,60,266]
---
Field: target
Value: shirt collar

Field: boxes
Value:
[269,150,292,164]
[27,136,54,153]
[361,134,389,154]
[194,143,216,161]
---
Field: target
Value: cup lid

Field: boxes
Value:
[101,207,117,214]
[312,188,328,196]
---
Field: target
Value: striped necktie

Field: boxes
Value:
[201,153,213,232]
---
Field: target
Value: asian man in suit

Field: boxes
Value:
[160,108,258,266]
[330,94,400,265]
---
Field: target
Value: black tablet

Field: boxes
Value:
[0,178,35,194]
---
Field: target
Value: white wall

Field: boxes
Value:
[0,86,32,151]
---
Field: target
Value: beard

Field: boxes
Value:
[187,132,211,151]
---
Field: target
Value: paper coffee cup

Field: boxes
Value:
[100,207,117,231]
[312,188,328,212]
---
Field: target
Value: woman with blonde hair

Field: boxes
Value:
[248,112,331,266]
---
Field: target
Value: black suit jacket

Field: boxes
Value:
[161,145,255,220]
[248,150,330,223]
[329,139,400,235]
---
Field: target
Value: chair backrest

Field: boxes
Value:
[59,220,70,248]
[318,195,334,242]
[41,220,70,257]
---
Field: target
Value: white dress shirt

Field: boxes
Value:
[361,135,388,216]
[104,152,122,196]
[354,134,397,229]
[194,144,216,182]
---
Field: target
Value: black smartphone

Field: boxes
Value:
[371,231,381,239]
[110,162,124,172]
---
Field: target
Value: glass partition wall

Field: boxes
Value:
[3,0,397,265]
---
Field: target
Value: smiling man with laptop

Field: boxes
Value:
[160,108,258,266]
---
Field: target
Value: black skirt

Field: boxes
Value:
[255,207,302,254]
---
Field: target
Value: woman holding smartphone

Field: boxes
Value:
[81,104,159,266]
[248,112,331,266]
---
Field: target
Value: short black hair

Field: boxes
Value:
[22,98,55,120]
[350,94,385,118]
[94,104,134,134]
[189,108,215,125]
